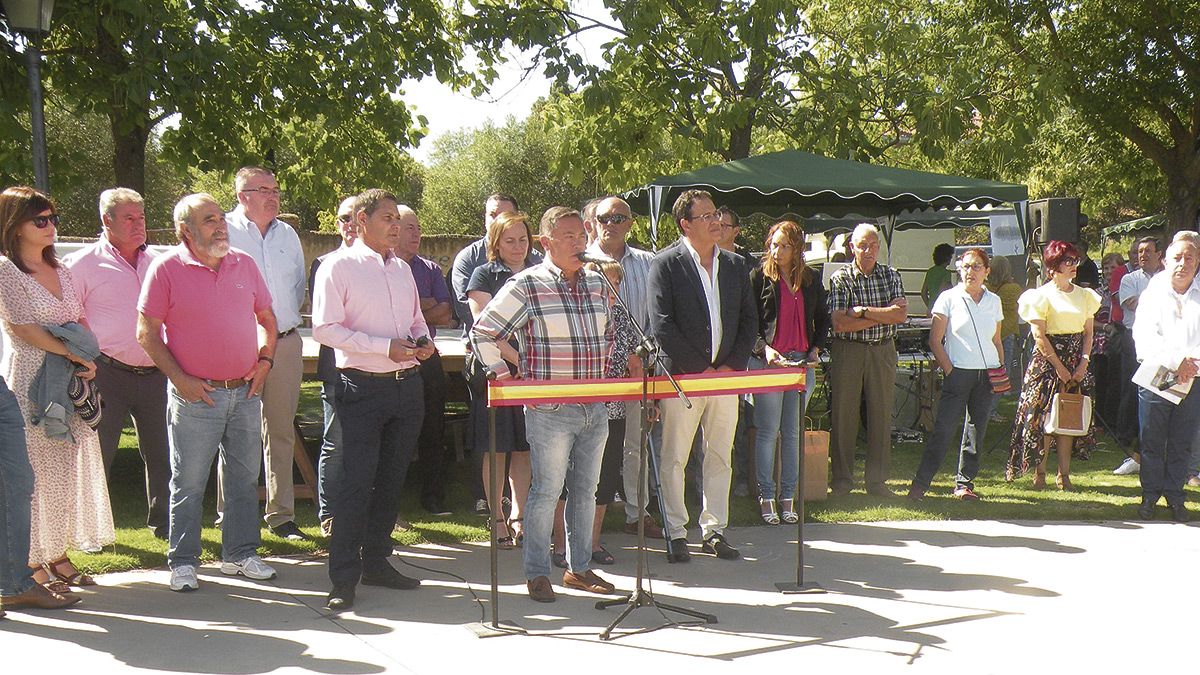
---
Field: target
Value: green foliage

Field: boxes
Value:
[419,108,602,236]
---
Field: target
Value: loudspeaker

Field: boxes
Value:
[1030,198,1081,243]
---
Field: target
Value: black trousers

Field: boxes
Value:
[328,370,424,589]
[415,352,449,504]
[94,359,170,535]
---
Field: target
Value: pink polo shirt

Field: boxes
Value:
[312,240,428,373]
[64,235,157,367]
[138,244,273,380]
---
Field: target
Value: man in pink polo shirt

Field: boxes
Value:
[313,188,435,612]
[64,188,170,539]
[136,192,279,594]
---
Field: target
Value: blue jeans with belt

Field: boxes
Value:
[749,354,813,500]
[0,376,34,597]
[912,368,994,492]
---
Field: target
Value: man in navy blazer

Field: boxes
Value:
[649,189,757,562]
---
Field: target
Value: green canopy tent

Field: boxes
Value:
[621,149,1029,245]
[1101,214,1165,238]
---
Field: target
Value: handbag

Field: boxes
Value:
[1044,381,1093,436]
[962,296,1011,394]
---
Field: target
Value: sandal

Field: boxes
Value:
[46,558,96,587]
[551,550,567,569]
[1032,471,1047,491]
[508,518,524,548]
[779,498,799,524]
[494,521,515,550]
[590,546,615,565]
[759,497,781,525]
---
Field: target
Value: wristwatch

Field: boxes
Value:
[858,306,867,319]
[258,355,275,368]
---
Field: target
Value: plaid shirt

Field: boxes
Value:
[827,262,906,342]
[470,260,611,381]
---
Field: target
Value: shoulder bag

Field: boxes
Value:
[962,296,1011,394]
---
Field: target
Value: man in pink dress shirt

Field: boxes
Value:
[64,188,170,539]
[312,188,436,612]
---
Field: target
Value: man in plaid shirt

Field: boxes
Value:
[471,206,619,603]
[827,223,908,497]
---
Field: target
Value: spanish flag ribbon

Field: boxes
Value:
[487,368,805,407]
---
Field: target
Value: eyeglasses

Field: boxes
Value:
[596,213,630,225]
[240,187,282,197]
[689,212,720,224]
[1062,258,1081,267]
[960,263,986,271]
[336,214,353,223]
[30,214,60,229]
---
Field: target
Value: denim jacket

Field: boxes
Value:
[28,321,100,441]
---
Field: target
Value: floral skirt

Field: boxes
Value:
[1007,332,1095,476]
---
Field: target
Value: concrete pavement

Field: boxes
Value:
[1,519,1193,674]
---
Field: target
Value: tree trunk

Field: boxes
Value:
[1165,171,1200,237]
[110,116,149,194]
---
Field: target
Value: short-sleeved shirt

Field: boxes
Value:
[1118,268,1154,328]
[827,262,906,342]
[1017,283,1101,334]
[921,265,953,302]
[467,260,521,299]
[932,285,1003,369]
[138,245,273,380]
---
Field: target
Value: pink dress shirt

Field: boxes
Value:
[311,240,429,373]
[138,245,273,380]
[64,235,157,367]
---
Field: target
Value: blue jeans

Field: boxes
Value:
[912,368,993,491]
[166,382,263,569]
[1138,385,1200,506]
[316,380,342,523]
[0,376,34,596]
[522,402,608,579]
[750,355,812,500]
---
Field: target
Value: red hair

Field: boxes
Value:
[1042,240,1079,273]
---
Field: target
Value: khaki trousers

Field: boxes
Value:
[828,338,897,492]
[657,393,738,541]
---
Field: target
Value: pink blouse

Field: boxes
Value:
[771,279,808,354]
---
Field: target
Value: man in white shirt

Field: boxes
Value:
[225,166,309,541]
[1131,238,1200,522]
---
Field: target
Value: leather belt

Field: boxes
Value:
[342,366,420,381]
[278,327,298,339]
[835,336,895,346]
[206,378,247,389]
[98,354,158,376]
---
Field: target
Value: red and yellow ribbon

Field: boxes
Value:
[487,368,805,407]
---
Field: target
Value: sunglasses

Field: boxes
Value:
[31,214,60,229]
[596,213,630,225]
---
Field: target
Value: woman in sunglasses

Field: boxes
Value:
[0,186,113,597]
[1006,240,1101,490]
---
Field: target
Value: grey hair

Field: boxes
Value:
[539,206,582,236]
[98,187,144,222]
[173,193,220,242]
[851,222,881,243]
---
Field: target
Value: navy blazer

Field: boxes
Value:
[648,242,758,375]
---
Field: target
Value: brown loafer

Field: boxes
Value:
[623,515,664,539]
[1,582,81,610]
[563,569,615,595]
[526,575,556,603]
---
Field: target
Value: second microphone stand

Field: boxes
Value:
[586,259,718,639]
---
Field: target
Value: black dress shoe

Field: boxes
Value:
[361,564,420,590]
[270,521,309,541]
[1138,501,1155,521]
[666,538,691,563]
[326,586,355,611]
[701,533,741,560]
[1170,502,1189,523]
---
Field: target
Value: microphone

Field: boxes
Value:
[576,251,618,265]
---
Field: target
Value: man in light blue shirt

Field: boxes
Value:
[226,165,309,541]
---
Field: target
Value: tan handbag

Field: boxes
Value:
[1044,381,1092,436]
[802,417,830,501]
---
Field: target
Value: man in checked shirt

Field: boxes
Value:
[827,223,908,497]
[471,206,625,604]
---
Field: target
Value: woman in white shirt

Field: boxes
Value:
[907,248,1003,501]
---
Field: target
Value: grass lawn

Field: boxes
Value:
[71,380,1171,576]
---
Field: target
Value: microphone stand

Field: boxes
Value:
[774,360,825,594]
[583,255,717,639]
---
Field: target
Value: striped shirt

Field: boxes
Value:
[470,260,611,381]
[587,241,654,330]
[828,262,906,342]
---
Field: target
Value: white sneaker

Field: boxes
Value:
[220,555,277,580]
[1113,457,1140,475]
[169,565,199,592]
